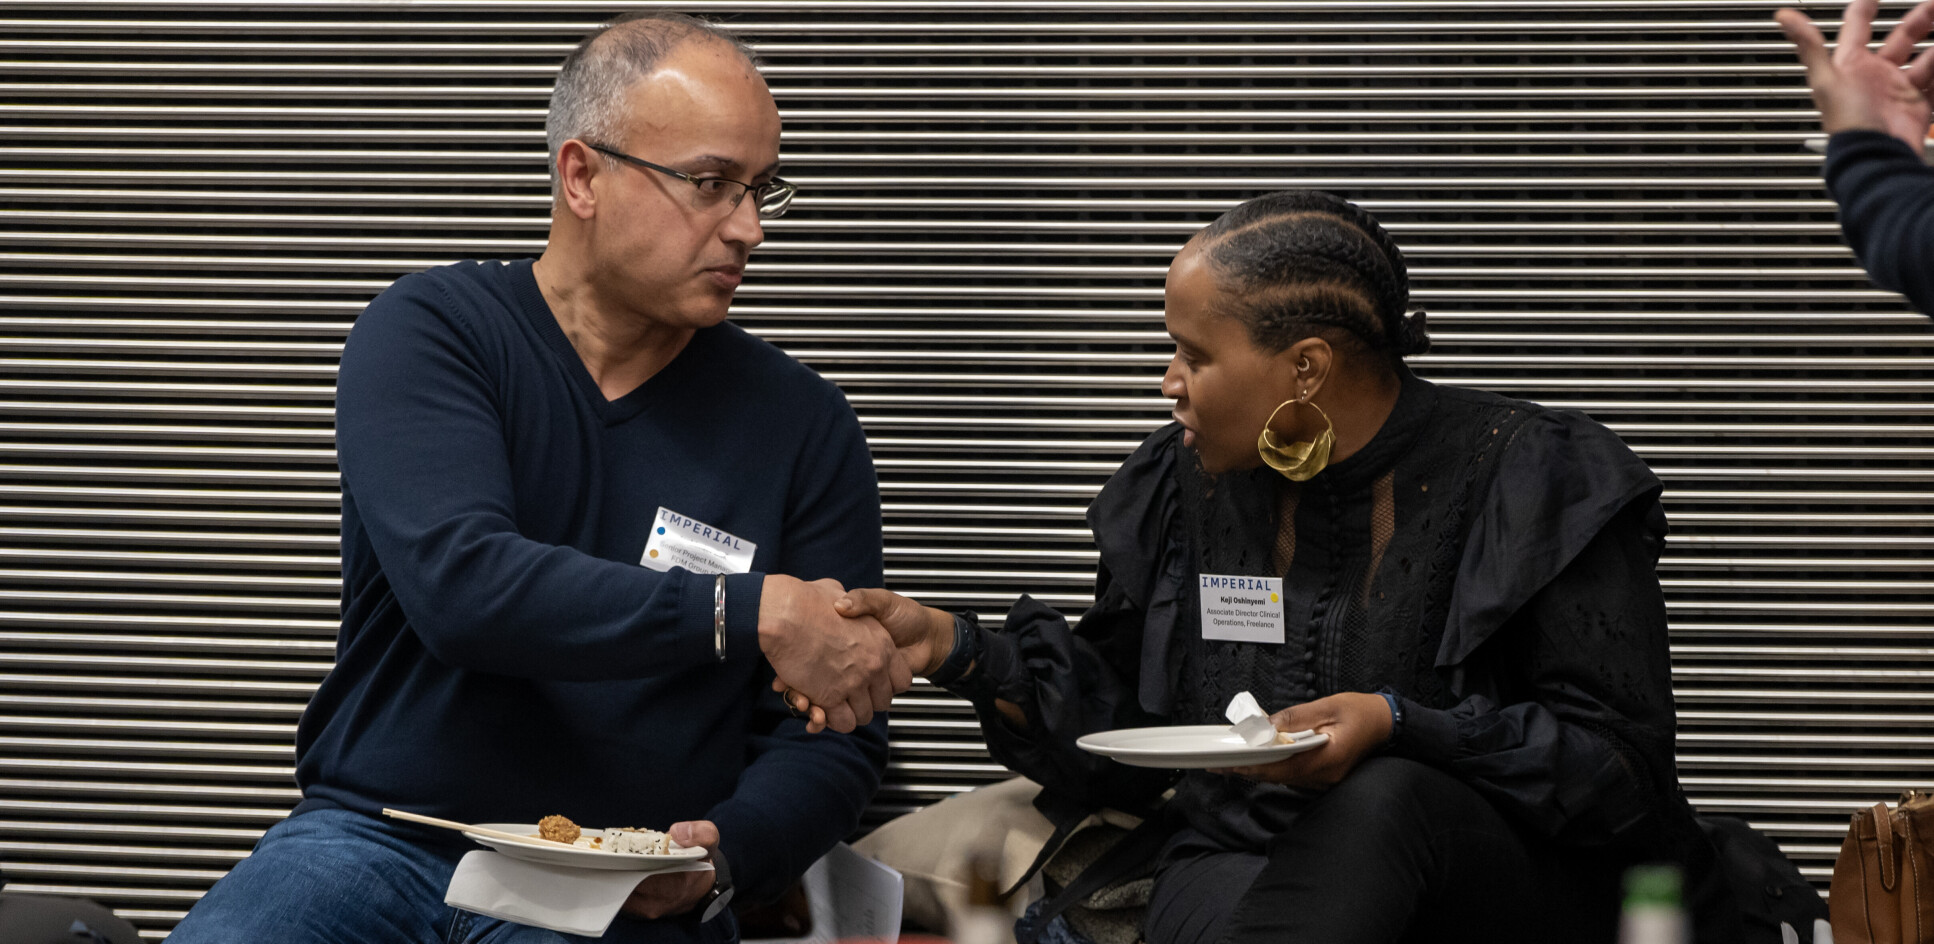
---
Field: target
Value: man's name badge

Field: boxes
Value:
[640,506,757,575]
[1198,574,1286,644]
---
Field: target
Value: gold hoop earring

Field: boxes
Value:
[1257,395,1335,482]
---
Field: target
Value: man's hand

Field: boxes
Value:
[1778,0,1934,155]
[620,821,718,920]
[834,588,955,676]
[757,575,910,734]
[1210,692,1394,789]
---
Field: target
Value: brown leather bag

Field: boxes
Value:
[1831,790,1934,944]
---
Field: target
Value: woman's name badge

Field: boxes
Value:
[640,506,757,575]
[1198,574,1286,644]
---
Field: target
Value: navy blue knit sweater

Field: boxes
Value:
[296,259,887,905]
[1825,129,1934,315]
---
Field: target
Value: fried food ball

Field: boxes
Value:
[537,814,580,844]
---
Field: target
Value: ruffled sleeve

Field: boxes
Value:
[1389,408,1681,849]
[945,424,1189,810]
[1086,424,1196,716]
[1438,408,1665,669]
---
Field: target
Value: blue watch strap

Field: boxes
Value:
[1377,690,1405,747]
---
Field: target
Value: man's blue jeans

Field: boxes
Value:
[168,807,736,944]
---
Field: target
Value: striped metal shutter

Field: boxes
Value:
[2,1,1929,936]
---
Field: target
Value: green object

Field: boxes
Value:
[1622,864,1683,910]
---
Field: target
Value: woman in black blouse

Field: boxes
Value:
[811,191,1737,944]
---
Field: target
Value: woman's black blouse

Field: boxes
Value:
[948,369,1695,858]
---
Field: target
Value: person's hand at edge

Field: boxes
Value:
[757,575,906,734]
[620,820,717,919]
[1777,0,1934,155]
[1209,691,1394,789]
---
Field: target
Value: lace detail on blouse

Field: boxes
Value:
[1170,381,1535,724]
[1362,470,1394,606]
[1270,486,1299,576]
[1172,453,1290,726]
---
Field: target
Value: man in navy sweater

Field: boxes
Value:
[1779,0,1934,315]
[170,13,908,943]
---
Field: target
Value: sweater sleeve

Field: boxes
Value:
[1824,129,1934,315]
[704,393,890,904]
[334,275,762,682]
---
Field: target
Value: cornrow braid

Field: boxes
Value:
[1195,190,1430,358]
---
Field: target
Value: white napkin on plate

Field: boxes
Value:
[1225,691,1278,747]
[1224,692,1319,749]
[445,850,714,936]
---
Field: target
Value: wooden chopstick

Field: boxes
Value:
[380,807,566,847]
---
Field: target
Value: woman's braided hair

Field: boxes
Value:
[1194,190,1429,359]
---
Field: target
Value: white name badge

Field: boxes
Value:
[640,506,757,575]
[1198,574,1286,644]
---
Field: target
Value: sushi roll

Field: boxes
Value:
[601,827,671,855]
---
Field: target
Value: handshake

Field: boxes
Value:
[754,574,957,734]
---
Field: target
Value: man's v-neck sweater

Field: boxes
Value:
[295,259,886,903]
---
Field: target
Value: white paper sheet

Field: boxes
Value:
[748,842,904,944]
[444,850,712,937]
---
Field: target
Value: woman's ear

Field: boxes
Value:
[1288,337,1335,399]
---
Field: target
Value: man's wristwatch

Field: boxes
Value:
[699,848,735,922]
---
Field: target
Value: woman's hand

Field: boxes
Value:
[834,588,956,676]
[1777,0,1934,155]
[1211,692,1395,788]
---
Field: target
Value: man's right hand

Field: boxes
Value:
[834,588,956,677]
[757,575,910,733]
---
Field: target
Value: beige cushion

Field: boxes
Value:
[852,776,1055,936]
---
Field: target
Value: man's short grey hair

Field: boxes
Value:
[545,12,761,196]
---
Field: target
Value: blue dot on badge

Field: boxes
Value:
[657,527,666,535]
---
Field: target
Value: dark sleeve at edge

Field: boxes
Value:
[1825,130,1934,315]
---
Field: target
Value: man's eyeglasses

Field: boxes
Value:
[584,143,796,220]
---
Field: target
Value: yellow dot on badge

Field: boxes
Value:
[648,549,659,558]
[1270,592,1279,603]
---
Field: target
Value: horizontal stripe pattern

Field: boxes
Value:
[2,1,1929,935]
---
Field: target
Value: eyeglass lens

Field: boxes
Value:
[688,178,791,220]
[755,185,794,219]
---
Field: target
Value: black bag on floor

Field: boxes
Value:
[0,869,143,944]
[1699,814,1829,944]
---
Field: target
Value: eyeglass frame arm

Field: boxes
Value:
[580,142,794,215]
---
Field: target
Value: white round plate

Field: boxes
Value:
[1075,725,1330,769]
[463,824,707,872]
